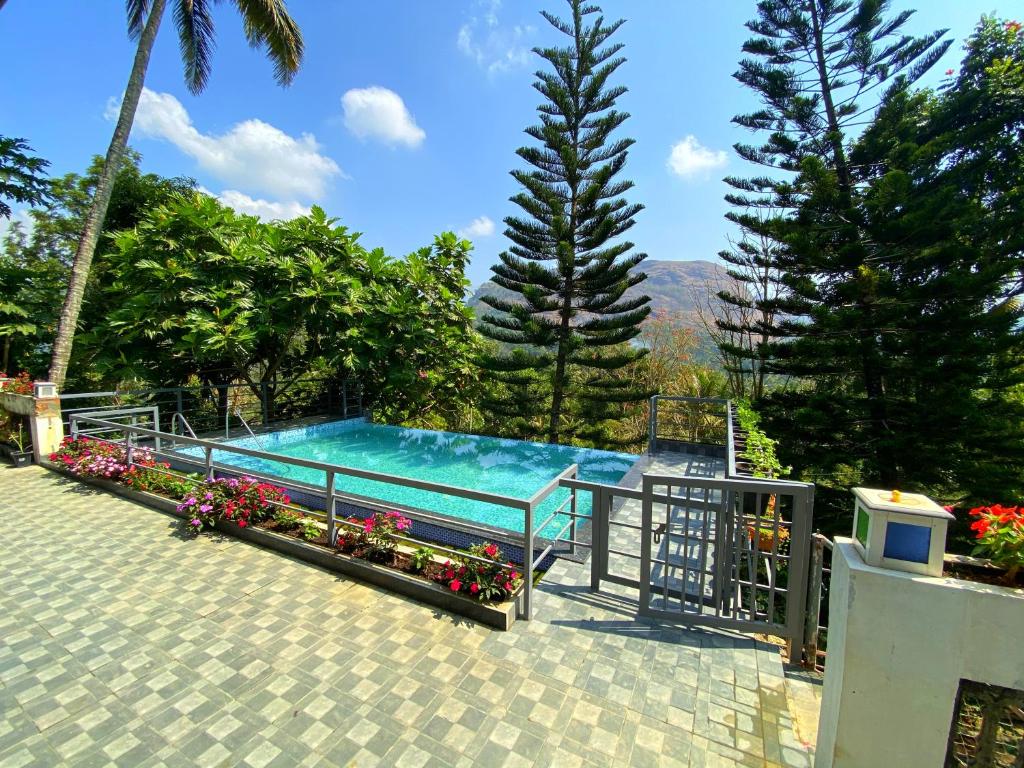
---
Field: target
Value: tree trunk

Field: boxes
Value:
[1,335,9,375]
[47,0,167,389]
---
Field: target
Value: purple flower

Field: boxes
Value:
[204,492,214,501]
[190,518,201,527]
[199,504,212,513]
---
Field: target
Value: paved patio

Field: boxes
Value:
[0,465,816,767]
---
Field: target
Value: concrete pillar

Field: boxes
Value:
[815,538,1024,767]
[30,381,63,462]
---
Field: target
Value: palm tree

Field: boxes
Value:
[42,0,304,388]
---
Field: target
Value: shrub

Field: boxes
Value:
[50,436,156,481]
[334,516,366,552]
[273,509,303,530]
[361,511,412,562]
[434,542,522,602]
[177,477,290,534]
[299,517,322,541]
[0,371,35,395]
[735,401,789,479]
[969,504,1023,584]
[123,466,198,497]
[410,546,435,573]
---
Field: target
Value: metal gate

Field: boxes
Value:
[573,473,814,643]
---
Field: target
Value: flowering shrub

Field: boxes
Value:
[435,542,521,602]
[361,511,412,561]
[334,516,366,552]
[177,477,290,534]
[50,436,156,480]
[123,466,197,497]
[969,504,1023,583]
[0,371,34,395]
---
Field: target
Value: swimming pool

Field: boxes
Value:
[185,419,638,535]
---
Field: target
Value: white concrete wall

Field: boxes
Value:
[815,539,1024,768]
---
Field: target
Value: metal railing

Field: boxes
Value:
[66,411,576,621]
[59,378,363,438]
[648,395,729,455]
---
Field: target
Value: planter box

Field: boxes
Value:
[7,451,33,468]
[816,539,1024,768]
[43,464,518,630]
[0,392,36,417]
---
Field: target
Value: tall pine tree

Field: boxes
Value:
[478,0,650,446]
[724,1,950,487]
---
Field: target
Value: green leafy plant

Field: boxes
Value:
[124,466,197,497]
[410,546,435,573]
[273,509,303,530]
[7,422,27,453]
[735,402,789,479]
[299,517,322,541]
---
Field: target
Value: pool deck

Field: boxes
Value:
[0,462,818,767]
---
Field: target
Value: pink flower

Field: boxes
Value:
[450,579,462,592]
[944,68,954,76]
[470,583,479,594]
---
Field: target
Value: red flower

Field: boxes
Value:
[445,569,455,580]
[484,543,498,558]
[944,68,954,76]
[469,583,479,594]
[238,519,248,528]
[449,579,462,592]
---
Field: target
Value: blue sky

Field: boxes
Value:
[1,0,1012,287]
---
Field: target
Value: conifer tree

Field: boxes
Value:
[724,0,950,486]
[478,0,650,446]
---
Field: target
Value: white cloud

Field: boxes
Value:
[457,216,496,239]
[457,0,534,75]
[112,89,342,200]
[200,187,311,221]
[341,87,425,148]
[667,135,728,179]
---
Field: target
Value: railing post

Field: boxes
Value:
[124,430,134,469]
[804,534,826,669]
[523,501,534,621]
[325,470,336,545]
[648,395,658,454]
[204,446,214,481]
[569,470,578,557]
[590,486,605,591]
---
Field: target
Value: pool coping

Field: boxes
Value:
[44,463,519,630]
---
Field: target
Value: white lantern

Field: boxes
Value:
[33,381,58,399]
[851,488,952,577]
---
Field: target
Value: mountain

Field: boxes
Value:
[465,259,729,331]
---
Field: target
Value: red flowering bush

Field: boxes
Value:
[334,516,366,552]
[435,542,522,602]
[50,436,157,481]
[0,371,34,395]
[361,511,412,561]
[969,504,1024,583]
[178,476,290,534]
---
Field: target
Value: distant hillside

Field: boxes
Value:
[466,259,729,331]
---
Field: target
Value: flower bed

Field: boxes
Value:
[942,503,1024,587]
[47,437,523,627]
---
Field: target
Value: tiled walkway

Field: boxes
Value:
[0,465,816,767]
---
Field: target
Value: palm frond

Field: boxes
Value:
[126,0,152,40]
[174,0,216,94]
[231,0,303,86]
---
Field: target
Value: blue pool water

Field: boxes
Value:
[187,420,638,535]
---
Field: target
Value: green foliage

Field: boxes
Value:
[477,0,651,446]
[727,3,1024,515]
[273,509,303,530]
[735,401,788,479]
[0,149,194,378]
[0,136,51,219]
[298,517,322,541]
[410,546,435,573]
